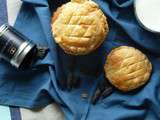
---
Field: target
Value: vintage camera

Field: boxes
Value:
[0,24,48,69]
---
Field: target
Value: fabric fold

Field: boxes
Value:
[112,0,133,7]
[21,0,48,6]
[0,0,160,120]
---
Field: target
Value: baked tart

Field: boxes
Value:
[51,0,109,55]
[104,46,152,92]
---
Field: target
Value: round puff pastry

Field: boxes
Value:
[51,0,109,55]
[104,46,152,92]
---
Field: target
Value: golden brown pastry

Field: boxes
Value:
[51,0,109,55]
[104,46,152,92]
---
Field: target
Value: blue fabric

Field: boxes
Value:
[0,0,160,120]
[0,0,8,26]
[10,106,21,120]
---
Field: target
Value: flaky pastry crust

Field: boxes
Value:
[51,0,109,55]
[104,46,152,92]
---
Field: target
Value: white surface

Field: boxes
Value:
[7,0,22,25]
[0,106,11,120]
[5,0,65,120]
[21,103,65,120]
[135,0,160,32]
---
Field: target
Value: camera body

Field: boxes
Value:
[0,24,37,69]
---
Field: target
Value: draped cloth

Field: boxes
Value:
[0,0,160,119]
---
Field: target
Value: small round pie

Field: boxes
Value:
[51,0,109,55]
[104,46,152,92]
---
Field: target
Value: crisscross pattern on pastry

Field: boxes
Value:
[104,46,152,92]
[51,0,109,55]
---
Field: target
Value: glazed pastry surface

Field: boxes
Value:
[51,0,109,55]
[104,46,152,92]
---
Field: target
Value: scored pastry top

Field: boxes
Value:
[104,46,152,92]
[51,0,109,55]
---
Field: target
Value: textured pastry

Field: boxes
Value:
[104,46,152,92]
[51,0,109,55]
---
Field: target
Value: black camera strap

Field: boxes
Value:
[36,45,49,59]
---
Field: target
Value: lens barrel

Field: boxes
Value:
[0,24,37,69]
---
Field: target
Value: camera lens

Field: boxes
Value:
[0,24,37,69]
